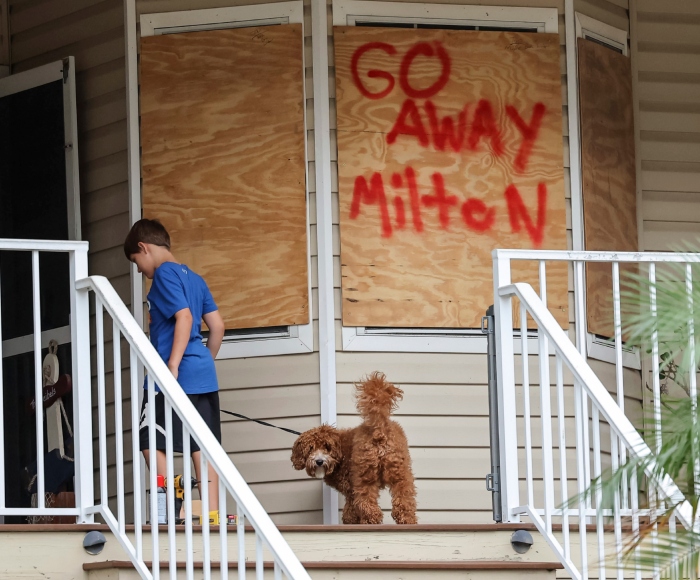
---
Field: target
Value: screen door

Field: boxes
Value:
[0,58,80,518]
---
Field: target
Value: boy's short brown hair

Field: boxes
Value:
[124,218,170,259]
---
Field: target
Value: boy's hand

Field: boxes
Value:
[168,362,179,380]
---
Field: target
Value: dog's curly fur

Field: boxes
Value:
[291,372,417,524]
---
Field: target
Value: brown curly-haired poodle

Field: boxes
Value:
[291,372,417,524]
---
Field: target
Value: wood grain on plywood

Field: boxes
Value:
[578,38,637,338]
[140,25,308,329]
[335,27,567,328]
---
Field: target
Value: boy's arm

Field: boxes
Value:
[202,310,225,359]
[169,307,193,379]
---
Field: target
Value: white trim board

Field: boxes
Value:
[1,325,71,359]
[135,2,313,359]
[334,0,559,353]
[575,12,628,56]
[333,0,558,32]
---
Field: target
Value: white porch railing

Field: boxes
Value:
[0,239,311,580]
[493,249,698,580]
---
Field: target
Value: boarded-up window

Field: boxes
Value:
[140,25,308,330]
[578,37,637,337]
[335,27,567,329]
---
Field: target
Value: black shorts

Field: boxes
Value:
[139,389,222,454]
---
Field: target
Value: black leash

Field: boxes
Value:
[220,409,301,436]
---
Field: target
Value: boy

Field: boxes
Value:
[124,218,226,523]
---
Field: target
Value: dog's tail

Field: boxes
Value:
[355,372,403,428]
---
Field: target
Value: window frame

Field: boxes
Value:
[136,2,313,359]
[574,13,640,370]
[334,0,559,353]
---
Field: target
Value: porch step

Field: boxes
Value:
[0,523,566,579]
[84,559,563,579]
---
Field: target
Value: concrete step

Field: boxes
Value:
[84,559,563,579]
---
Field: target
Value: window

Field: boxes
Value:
[136,2,313,359]
[574,13,640,370]
[334,1,560,352]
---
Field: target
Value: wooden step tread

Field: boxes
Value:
[84,560,564,571]
[0,523,540,533]
[0,522,634,533]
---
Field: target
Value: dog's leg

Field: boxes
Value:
[341,493,361,524]
[388,477,418,524]
[385,452,418,524]
[352,483,383,524]
[350,458,384,524]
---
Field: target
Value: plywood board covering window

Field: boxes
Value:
[140,24,308,330]
[578,37,637,338]
[335,27,567,329]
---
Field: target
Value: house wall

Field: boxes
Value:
[4,0,650,525]
[633,0,700,251]
[331,0,636,524]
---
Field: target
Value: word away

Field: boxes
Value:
[350,168,548,247]
[352,40,547,174]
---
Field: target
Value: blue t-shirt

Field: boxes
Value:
[147,262,219,394]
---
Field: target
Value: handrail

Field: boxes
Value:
[495,248,700,263]
[76,275,311,580]
[500,282,693,529]
[0,238,89,252]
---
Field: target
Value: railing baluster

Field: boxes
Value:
[649,263,662,454]
[555,354,570,561]
[669,509,678,580]
[629,445,642,580]
[201,453,211,580]
[32,251,45,507]
[164,399,176,580]
[96,298,108,509]
[612,262,629,576]
[537,261,555,534]
[220,479,228,580]
[521,302,534,508]
[573,260,592,509]
[591,405,605,580]
[610,428,623,580]
[573,370,589,577]
[612,262,629,511]
[130,348,143,561]
[183,426,194,580]
[113,323,126,534]
[238,504,246,580]
[256,534,264,580]
[147,374,159,580]
[686,264,699,495]
[647,264,662,577]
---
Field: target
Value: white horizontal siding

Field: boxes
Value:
[635,0,700,251]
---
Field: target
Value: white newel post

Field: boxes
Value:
[492,250,520,522]
[70,245,94,523]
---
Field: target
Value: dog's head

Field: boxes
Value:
[291,425,343,479]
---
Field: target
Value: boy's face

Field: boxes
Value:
[130,243,157,279]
